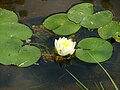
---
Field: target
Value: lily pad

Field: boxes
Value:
[81,10,113,29]
[43,13,68,29]
[0,39,41,67]
[43,13,80,35]
[0,34,10,42]
[0,9,41,67]
[15,45,41,67]
[75,38,113,63]
[0,8,18,23]
[0,38,23,65]
[98,21,120,42]
[0,22,32,40]
[67,3,94,23]
[52,20,80,35]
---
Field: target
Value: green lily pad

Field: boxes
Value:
[0,22,32,40]
[75,38,113,63]
[98,21,120,42]
[43,13,67,30]
[81,10,113,29]
[52,20,80,35]
[67,3,94,23]
[0,38,23,65]
[15,45,41,67]
[0,34,10,42]
[0,8,18,23]
[0,9,41,67]
[0,39,41,67]
[43,13,80,35]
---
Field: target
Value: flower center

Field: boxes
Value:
[62,41,70,47]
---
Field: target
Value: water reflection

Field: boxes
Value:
[18,10,28,18]
[0,0,28,20]
[0,0,118,20]
[101,0,112,10]
[0,0,25,10]
[0,0,120,90]
[81,0,95,3]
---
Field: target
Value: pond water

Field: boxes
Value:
[0,0,120,90]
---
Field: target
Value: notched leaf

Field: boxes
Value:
[75,38,113,63]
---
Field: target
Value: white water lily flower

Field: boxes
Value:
[55,37,76,56]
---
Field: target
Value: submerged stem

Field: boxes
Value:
[65,69,88,90]
[87,51,119,90]
[76,82,85,90]
[94,82,101,90]
[99,81,105,90]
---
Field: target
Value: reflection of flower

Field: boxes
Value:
[55,37,76,56]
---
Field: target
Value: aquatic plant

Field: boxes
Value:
[55,37,76,56]
[43,13,80,35]
[43,3,119,90]
[0,8,41,67]
[0,2,119,90]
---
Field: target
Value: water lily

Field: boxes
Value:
[55,37,76,56]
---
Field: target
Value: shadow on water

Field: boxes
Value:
[0,0,120,90]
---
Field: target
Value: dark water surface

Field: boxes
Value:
[0,0,120,90]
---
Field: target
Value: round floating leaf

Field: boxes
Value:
[98,21,120,42]
[15,45,41,67]
[43,13,68,29]
[52,20,80,35]
[0,34,10,42]
[0,22,32,40]
[81,10,113,29]
[0,8,18,23]
[0,38,23,65]
[67,3,94,23]
[75,38,113,63]
[43,13,80,35]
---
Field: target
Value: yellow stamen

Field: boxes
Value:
[62,41,70,47]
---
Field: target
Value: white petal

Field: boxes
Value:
[70,49,76,55]
[54,37,76,56]
[58,49,66,56]
[55,40,60,51]
[55,39,58,48]
[72,42,76,48]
